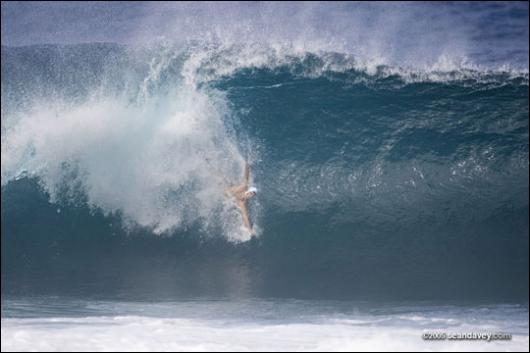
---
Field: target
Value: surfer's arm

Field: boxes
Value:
[243,163,250,187]
[225,163,251,195]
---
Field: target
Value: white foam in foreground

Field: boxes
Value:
[1,315,528,352]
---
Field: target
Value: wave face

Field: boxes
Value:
[1,2,529,301]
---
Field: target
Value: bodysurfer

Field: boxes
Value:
[225,163,257,235]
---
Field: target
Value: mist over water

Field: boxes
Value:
[2,2,529,68]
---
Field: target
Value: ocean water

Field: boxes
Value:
[1,299,529,352]
[1,2,529,351]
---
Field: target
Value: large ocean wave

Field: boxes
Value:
[1,41,528,301]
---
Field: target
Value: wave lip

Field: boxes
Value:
[178,43,530,87]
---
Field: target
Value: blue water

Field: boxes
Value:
[1,2,529,351]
